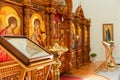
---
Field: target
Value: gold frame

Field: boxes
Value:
[103,24,113,42]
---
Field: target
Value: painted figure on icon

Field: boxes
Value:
[0,6,21,62]
[106,28,111,42]
[0,17,18,36]
[0,16,20,62]
[31,19,46,47]
[29,13,46,48]
[31,19,42,45]
[71,23,76,49]
[59,29,65,46]
[77,26,82,48]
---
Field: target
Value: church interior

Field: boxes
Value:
[0,0,120,80]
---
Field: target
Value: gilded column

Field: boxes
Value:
[49,10,55,46]
[44,11,50,48]
[76,22,83,68]
[81,25,84,65]
[87,19,91,62]
[83,19,91,64]
[66,14,74,73]
[45,6,56,48]
[83,25,88,64]
[23,8,31,37]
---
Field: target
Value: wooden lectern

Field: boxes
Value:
[102,41,117,71]
[0,36,54,80]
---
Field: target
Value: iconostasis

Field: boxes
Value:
[0,0,72,80]
[0,0,90,77]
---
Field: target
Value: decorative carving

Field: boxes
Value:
[59,53,66,73]
[45,7,56,14]
[10,0,23,3]
[23,8,31,36]
[0,62,21,79]
[54,0,66,6]
[2,74,20,80]
[75,5,85,18]
[32,3,45,11]
[24,0,31,5]
[56,5,67,15]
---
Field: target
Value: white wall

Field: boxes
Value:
[72,0,120,61]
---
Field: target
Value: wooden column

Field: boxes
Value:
[49,12,55,46]
[83,25,87,64]
[44,11,51,48]
[84,20,91,64]
[76,23,84,68]
[45,6,55,48]
[66,14,75,73]
[23,8,31,37]
[87,20,91,63]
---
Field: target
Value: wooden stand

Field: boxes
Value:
[102,41,117,71]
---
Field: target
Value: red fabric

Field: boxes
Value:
[60,75,83,80]
[0,27,12,62]
[0,48,12,62]
[0,27,8,36]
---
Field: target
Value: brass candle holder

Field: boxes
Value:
[49,42,68,80]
